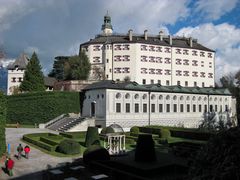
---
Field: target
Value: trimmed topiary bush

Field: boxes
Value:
[0,92,6,156]
[83,145,110,165]
[85,127,100,147]
[160,128,171,138]
[135,134,156,162]
[56,139,81,155]
[130,126,139,134]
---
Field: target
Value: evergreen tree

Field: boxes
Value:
[64,51,91,80]
[20,52,45,92]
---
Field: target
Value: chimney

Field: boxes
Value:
[128,29,133,41]
[159,30,164,41]
[144,30,148,40]
[189,37,193,47]
[168,35,172,45]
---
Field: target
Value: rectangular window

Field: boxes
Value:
[173,104,177,112]
[199,105,202,112]
[143,104,147,113]
[177,81,180,86]
[215,105,218,112]
[166,80,170,86]
[142,79,146,84]
[116,103,121,113]
[180,104,184,112]
[193,104,196,112]
[135,103,139,113]
[202,82,205,87]
[187,104,190,112]
[159,104,163,113]
[194,82,197,87]
[126,103,130,113]
[151,104,155,113]
[204,105,207,112]
[151,80,154,84]
[12,77,16,82]
[158,80,161,84]
[185,81,188,87]
[166,104,170,112]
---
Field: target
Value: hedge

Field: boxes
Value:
[39,137,59,146]
[170,129,214,141]
[85,127,100,147]
[59,131,86,139]
[0,92,6,156]
[6,91,80,125]
[23,135,56,151]
[138,126,161,135]
[56,139,81,155]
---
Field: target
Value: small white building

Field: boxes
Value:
[7,53,29,95]
[82,80,236,128]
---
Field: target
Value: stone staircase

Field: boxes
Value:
[47,116,85,132]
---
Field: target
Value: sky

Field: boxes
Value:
[0,0,239,81]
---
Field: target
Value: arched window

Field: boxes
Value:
[180,96,184,100]
[192,96,196,101]
[186,96,190,101]
[166,95,170,100]
[173,95,177,100]
[134,94,139,99]
[116,93,121,99]
[159,95,163,100]
[142,94,147,99]
[125,93,130,99]
[198,97,202,101]
[151,94,156,100]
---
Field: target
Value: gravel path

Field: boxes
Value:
[0,128,78,180]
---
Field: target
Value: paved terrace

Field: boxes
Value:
[0,128,77,180]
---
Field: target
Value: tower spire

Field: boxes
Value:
[101,12,113,35]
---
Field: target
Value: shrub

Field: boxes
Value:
[23,135,56,151]
[105,126,115,134]
[160,128,171,139]
[189,127,240,179]
[139,126,161,135]
[85,127,100,147]
[60,131,86,139]
[39,137,59,146]
[135,134,156,162]
[56,139,81,155]
[83,145,110,165]
[0,92,6,156]
[100,127,107,135]
[6,91,80,125]
[130,126,139,136]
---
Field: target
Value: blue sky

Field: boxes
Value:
[0,0,239,80]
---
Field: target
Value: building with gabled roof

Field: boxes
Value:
[7,53,29,95]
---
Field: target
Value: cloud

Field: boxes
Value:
[175,23,240,80]
[104,0,190,33]
[0,0,55,32]
[0,58,15,68]
[194,0,238,20]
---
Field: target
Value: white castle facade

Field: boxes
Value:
[81,14,236,129]
[80,14,215,87]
